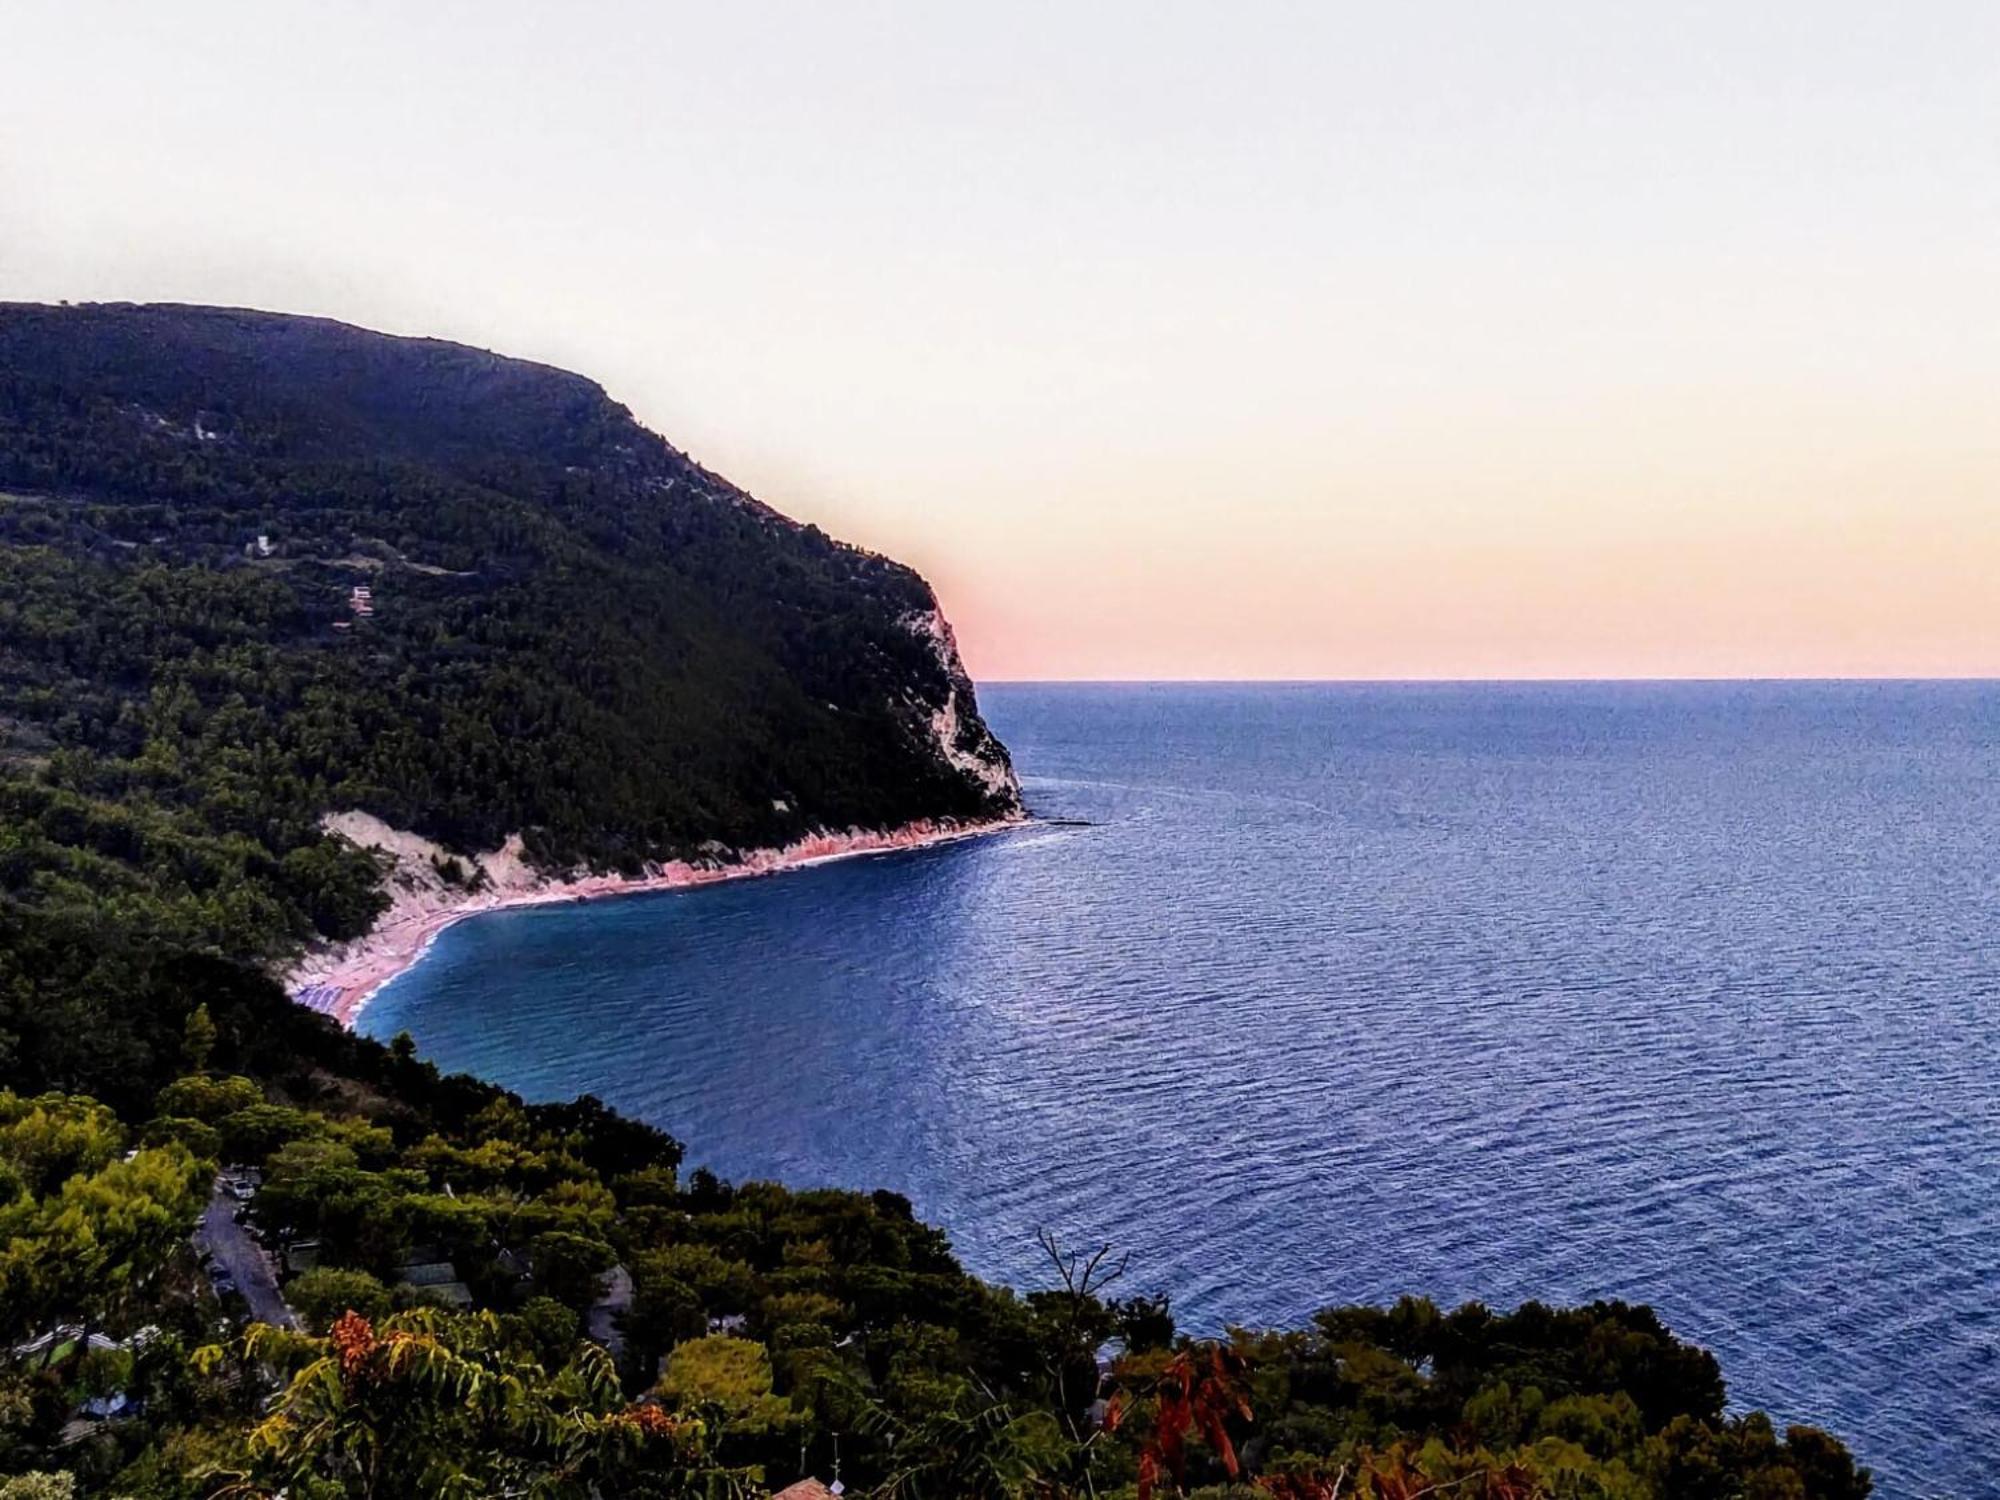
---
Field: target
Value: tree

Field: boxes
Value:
[1780,1424,1871,1500]
[286,1268,393,1334]
[226,1308,719,1499]
[531,1230,617,1313]
[0,1093,124,1199]
[872,1397,1075,1500]
[1108,1344,1252,1500]
[179,1004,216,1073]
[0,1095,207,1346]
[154,1073,261,1124]
[1113,1294,1175,1354]
[0,1474,76,1500]
[658,1336,792,1432]
[1030,1229,1124,1431]
[618,1265,706,1378]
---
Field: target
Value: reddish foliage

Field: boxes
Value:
[615,1402,683,1438]
[328,1310,377,1383]
[1134,1343,1252,1500]
[1362,1457,1544,1500]
[1102,1390,1125,1434]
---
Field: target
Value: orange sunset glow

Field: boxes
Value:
[6,2,1995,680]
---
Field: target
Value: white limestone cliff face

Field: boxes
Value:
[903,606,1021,807]
[286,601,1022,1028]
[321,811,545,903]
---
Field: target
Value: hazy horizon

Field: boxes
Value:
[982,673,2000,684]
[5,1,1995,680]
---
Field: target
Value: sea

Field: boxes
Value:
[359,681,2000,1497]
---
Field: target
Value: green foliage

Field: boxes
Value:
[236,1307,740,1499]
[177,1007,215,1074]
[0,302,1015,1112]
[214,1103,319,1166]
[0,1057,1875,1499]
[0,1092,209,1345]
[286,1268,392,1334]
[0,1094,123,1199]
[659,1337,788,1427]
[0,1473,75,1500]
[153,1074,261,1125]
[636,1244,759,1318]
[530,1230,617,1312]
[137,1116,221,1161]
[0,307,1869,1498]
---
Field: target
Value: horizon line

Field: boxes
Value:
[979,674,2000,687]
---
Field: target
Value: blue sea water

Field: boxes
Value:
[361,681,2000,1497]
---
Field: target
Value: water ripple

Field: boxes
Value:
[362,681,2000,1499]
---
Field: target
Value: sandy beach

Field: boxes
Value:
[286,814,1024,1028]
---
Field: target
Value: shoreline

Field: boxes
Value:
[286,815,1025,1029]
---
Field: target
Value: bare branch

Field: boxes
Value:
[1036,1227,1127,1301]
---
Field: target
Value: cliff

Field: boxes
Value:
[0,302,1018,966]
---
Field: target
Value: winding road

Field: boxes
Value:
[196,1183,295,1330]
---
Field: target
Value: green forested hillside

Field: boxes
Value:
[0,305,1867,1498]
[0,1032,1877,1500]
[0,302,1015,1103]
[0,299,1014,875]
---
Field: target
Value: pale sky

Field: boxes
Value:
[3,1,1995,679]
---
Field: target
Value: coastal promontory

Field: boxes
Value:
[0,302,1020,1037]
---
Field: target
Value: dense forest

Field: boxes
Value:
[0,1027,1873,1499]
[0,302,1016,1104]
[0,300,1016,924]
[0,304,1868,1497]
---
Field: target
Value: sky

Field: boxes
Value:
[3,2,1995,680]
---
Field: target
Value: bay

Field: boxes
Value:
[361,681,2000,1497]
